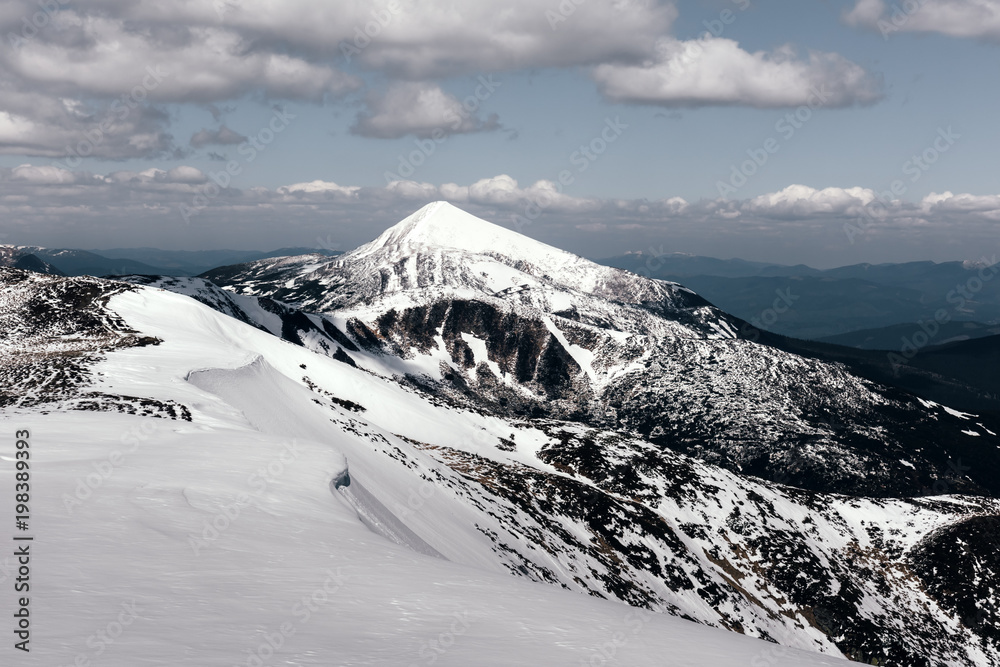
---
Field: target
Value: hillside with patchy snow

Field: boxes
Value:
[0,199,997,664]
[202,202,1000,499]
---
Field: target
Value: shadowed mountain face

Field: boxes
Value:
[0,245,64,275]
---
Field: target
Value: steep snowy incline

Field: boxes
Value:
[0,269,861,666]
[3,269,998,664]
[195,203,1000,500]
[0,411,857,667]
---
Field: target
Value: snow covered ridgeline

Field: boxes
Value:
[0,268,858,667]
[0,268,997,663]
[3,201,1000,665]
[202,201,1000,500]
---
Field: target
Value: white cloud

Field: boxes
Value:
[845,0,1000,40]
[388,174,600,213]
[277,181,361,197]
[743,185,877,217]
[10,164,78,184]
[1,19,360,104]
[165,166,207,184]
[310,0,677,79]
[351,82,499,139]
[593,38,883,108]
[922,191,1000,216]
[0,0,893,161]
[0,86,175,159]
[52,0,672,77]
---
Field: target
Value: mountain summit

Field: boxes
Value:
[358,201,571,262]
[199,202,1000,499]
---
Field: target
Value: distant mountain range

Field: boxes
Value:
[817,321,1000,349]
[0,245,341,277]
[600,252,1000,341]
[91,247,342,275]
[7,241,1000,350]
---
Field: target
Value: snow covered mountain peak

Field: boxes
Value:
[351,200,579,268]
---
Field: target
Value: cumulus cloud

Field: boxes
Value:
[190,126,248,148]
[0,0,672,96]
[19,0,672,79]
[922,191,1000,218]
[386,174,600,213]
[351,82,500,139]
[592,38,883,108]
[9,164,79,185]
[1,19,360,104]
[0,3,358,158]
[0,87,175,159]
[743,185,877,218]
[845,0,1000,40]
[277,180,361,197]
[0,0,890,161]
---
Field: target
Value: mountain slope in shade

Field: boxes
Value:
[0,245,65,275]
[3,266,1000,665]
[94,246,342,275]
[200,202,1000,499]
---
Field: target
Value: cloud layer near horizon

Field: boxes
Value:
[1,165,996,266]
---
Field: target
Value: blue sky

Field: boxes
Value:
[0,0,998,267]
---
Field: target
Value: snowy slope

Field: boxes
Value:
[2,267,999,665]
[0,270,852,667]
[200,202,1000,500]
[0,410,855,667]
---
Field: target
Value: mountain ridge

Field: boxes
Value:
[5,264,1000,665]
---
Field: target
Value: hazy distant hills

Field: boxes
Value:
[600,253,1000,341]
[92,247,341,275]
[818,321,1000,349]
[22,246,342,277]
[14,241,1000,348]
